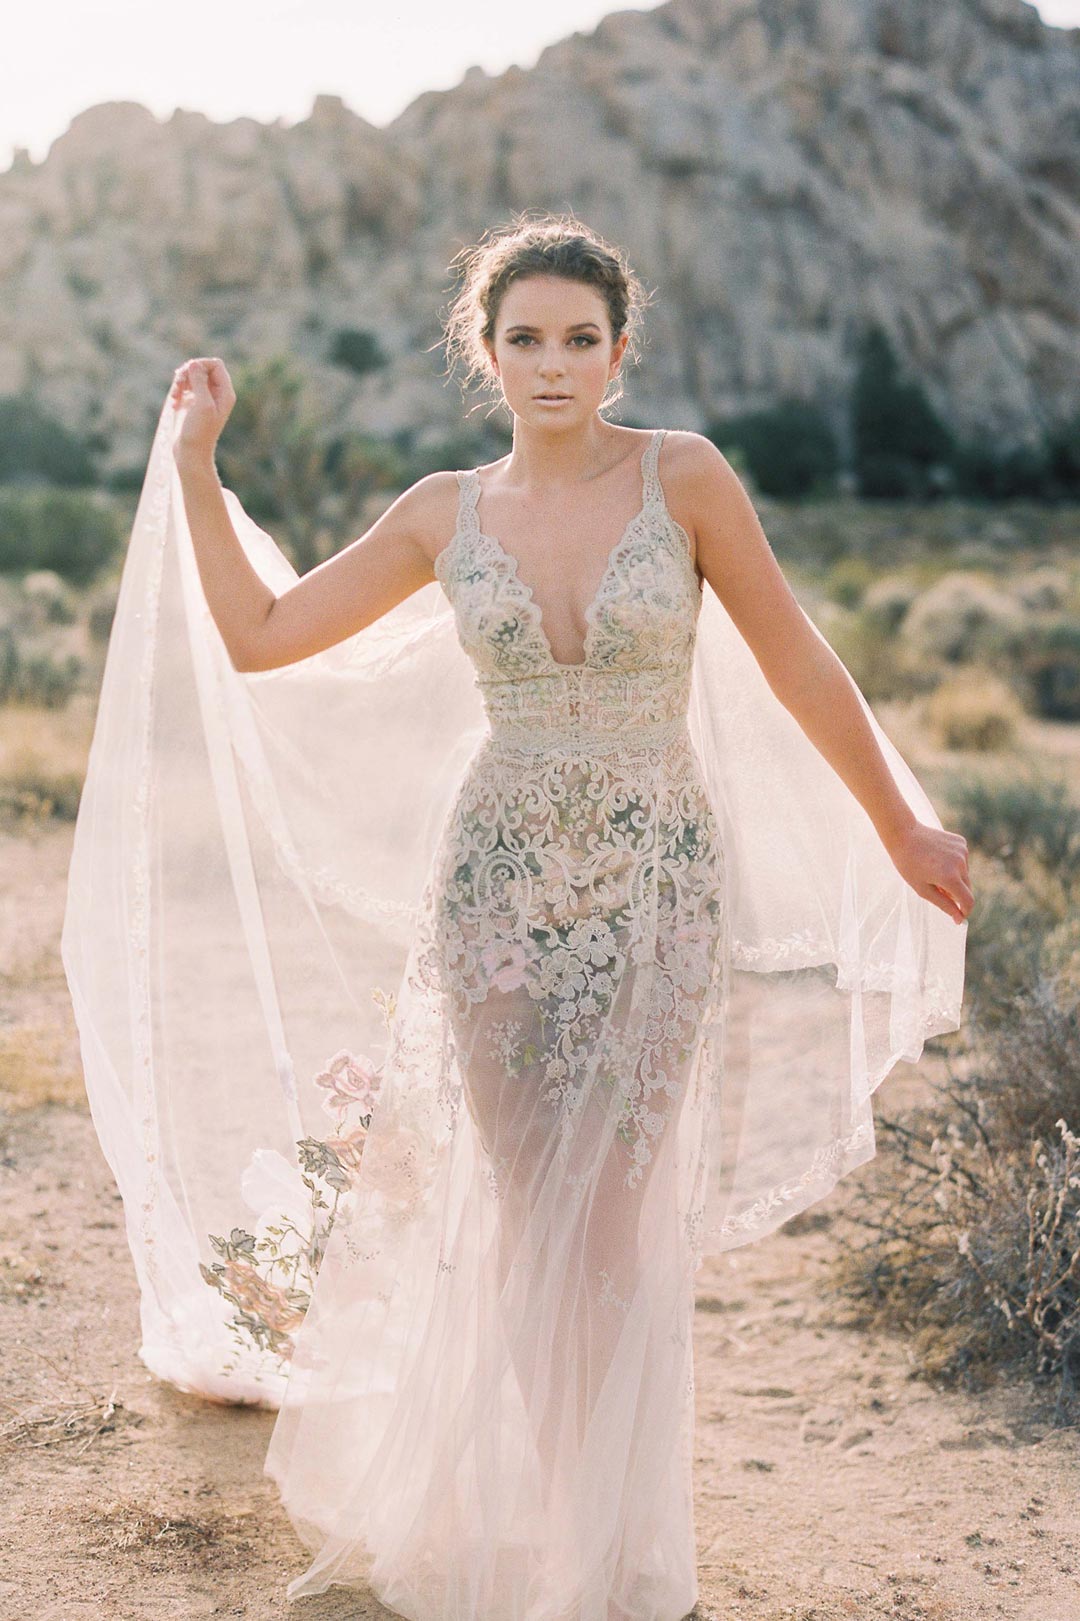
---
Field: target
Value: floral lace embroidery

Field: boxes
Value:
[429,432,728,1189]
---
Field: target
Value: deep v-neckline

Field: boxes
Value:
[459,430,662,673]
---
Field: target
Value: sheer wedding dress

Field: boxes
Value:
[61,405,966,1621]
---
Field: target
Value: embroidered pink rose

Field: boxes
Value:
[313,1049,382,1117]
[480,939,531,994]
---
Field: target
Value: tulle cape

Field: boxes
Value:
[61,397,966,1407]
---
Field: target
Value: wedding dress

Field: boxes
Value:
[61,403,966,1621]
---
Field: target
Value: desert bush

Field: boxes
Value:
[0,394,98,485]
[88,592,118,643]
[939,771,1080,1029]
[0,630,82,709]
[820,604,935,703]
[922,669,1023,752]
[861,573,918,635]
[1011,566,1070,614]
[1041,917,1080,1013]
[19,569,78,625]
[944,771,1080,898]
[836,981,1080,1422]
[958,865,1052,1027]
[824,555,876,608]
[901,571,1027,664]
[0,487,120,584]
[1012,617,1080,722]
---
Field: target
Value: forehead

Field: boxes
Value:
[496,274,608,329]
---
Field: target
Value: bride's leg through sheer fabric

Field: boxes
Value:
[450,951,703,1620]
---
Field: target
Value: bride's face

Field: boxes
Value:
[484,274,628,427]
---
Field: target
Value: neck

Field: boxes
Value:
[501,414,631,491]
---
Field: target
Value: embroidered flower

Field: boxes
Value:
[479,938,532,994]
[312,1048,382,1118]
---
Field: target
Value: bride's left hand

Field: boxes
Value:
[887,822,974,923]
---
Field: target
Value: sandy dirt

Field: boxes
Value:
[1,819,1077,1621]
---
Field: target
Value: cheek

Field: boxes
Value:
[583,346,614,375]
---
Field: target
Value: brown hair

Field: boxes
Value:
[440,209,652,417]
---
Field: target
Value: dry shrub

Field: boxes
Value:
[836,983,1080,1424]
[943,769,1080,907]
[922,668,1024,752]
[0,698,91,824]
[822,605,934,703]
[836,765,1080,1420]
[902,571,1026,663]
[1011,566,1070,614]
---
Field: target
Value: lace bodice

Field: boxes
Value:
[433,429,703,750]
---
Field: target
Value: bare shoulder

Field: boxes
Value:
[657,429,741,500]
[376,468,462,568]
[655,430,747,563]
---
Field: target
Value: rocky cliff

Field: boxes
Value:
[0,0,1077,473]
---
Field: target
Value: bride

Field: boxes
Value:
[65,211,970,1620]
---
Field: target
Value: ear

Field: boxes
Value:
[610,332,629,374]
[482,338,499,377]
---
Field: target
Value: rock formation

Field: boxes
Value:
[0,0,1077,473]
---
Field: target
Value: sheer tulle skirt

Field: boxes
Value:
[264,733,727,1621]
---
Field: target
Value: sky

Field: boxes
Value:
[1,0,1076,174]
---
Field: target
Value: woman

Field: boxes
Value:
[65,213,970,1620]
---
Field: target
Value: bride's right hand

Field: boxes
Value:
[169,357,237,463]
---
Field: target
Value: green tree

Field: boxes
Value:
[850,324,955,499]
[706,396,840,498]
[328,327,388,377]
[0,394,98,485]
[215,357,407,574]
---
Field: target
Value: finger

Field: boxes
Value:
[926,882,966,923]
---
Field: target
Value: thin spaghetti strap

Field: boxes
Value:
[435,470,480,580]
[641,429,667,510]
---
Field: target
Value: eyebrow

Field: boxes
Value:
[503,321,603,335]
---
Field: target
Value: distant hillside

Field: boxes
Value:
[1,0,1077,474]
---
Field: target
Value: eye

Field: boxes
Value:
[506,333,599,347]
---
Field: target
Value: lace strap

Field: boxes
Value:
[641,429,667,511]
[456,468,482,539]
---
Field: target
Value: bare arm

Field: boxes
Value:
[174,452,450,671]
[169,356,451,673]
[665,431,973,922]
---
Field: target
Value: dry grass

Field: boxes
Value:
[0,1021,85,1111]
[0,695,93,825]
[74,1496,258,1569]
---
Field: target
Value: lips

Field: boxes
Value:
[534,394,571,401]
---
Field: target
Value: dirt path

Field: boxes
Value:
[1,822,1077,1621]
